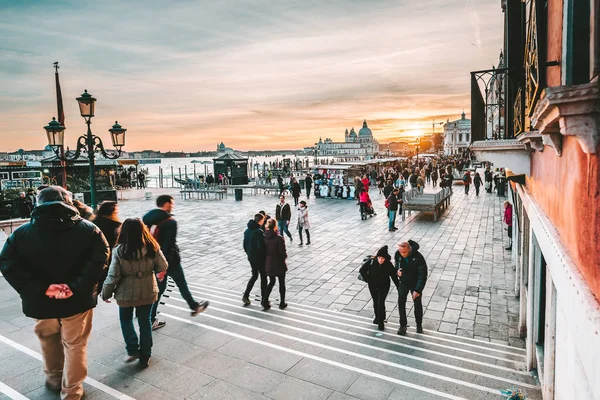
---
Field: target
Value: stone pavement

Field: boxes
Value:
[115,180,523,347]
[0,179,540,399]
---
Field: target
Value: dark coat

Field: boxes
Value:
[383,184,394,199]
[485,170,493,182]
[93,217,121,249]
[17,198,31,218]
[264,230,287,276]
[394,240,428,293]
[93,216,122,295]
[359,257,399,288]
[275,202,291,221]
[387,193,399,211]
[292,182,301,198]
[0,202,109,319]
[474,175,482,187]
[305,176,313,187]
[244,219,265,266]
[143,209,180,265]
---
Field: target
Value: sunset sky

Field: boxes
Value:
[0,0,503,152]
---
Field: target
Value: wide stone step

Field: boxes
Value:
[162,281,541,400]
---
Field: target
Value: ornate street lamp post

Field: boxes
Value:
[43,90,127,209]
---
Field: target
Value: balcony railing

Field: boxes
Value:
[514,86,524,136]
[470,67,512,141]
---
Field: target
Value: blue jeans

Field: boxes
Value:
[277,220,292,240]
[119,304,153,359]
[388,210,397,229]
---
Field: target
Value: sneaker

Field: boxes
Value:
[397,325,407,336]
[152,320,166,330]
[139,357,152,369]
[279,302,288,310]
[242,295,251,306]
[416,325,424,334]
[191,300,209,317]
[124,354,139,363]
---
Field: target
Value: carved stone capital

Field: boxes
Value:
[531,82,600,154]
[517,130,544,152]
[541,132,563,156]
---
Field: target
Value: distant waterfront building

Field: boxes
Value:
[6,149,54,161]
[443,112,471,155]
[387,141,411,156]
[132,150,161,159]
[315,120,379,159]
[217,142,234,154]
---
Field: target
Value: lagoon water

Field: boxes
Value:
[140,155,316,187]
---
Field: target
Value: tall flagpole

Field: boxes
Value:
[54,62,68,188]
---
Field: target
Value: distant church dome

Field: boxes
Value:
[358,120,372,137]
[348,128,358,141]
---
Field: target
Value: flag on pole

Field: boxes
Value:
[54,62,65,127]
[54,62,68,188]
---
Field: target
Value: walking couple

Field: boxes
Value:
[360,241,428,334]
[243,213,289,310]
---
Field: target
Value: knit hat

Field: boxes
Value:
[375,245,390,259]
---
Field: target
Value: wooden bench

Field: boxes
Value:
[401,188,452,222]
[218,184,284,196]
[180,189,227,200]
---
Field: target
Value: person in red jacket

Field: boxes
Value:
[503,201,513,250]
[361,174,370,192]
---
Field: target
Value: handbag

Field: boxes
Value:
[485,181,491,190]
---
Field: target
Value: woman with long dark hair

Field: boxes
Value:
[101,218,168,368]
[94,201,122,294]
[263,218,288,310]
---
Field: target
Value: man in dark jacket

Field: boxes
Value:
[0,186,109,399]
[143,195,209,330]
[275,195,292,241]
[394,240,428,335]
[409,172,418,189]
[242,213,267,305]
[305,174,313,198]
[383,180,394,199]
[387,188,399,232]
[277,175,285,196]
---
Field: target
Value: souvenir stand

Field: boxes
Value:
[313,164,363,200]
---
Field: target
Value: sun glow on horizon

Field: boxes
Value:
[0,1,500,152]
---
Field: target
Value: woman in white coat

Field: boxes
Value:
[297,200,311,245]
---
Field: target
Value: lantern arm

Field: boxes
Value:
[93,135,122,160]
[52,135,87,161]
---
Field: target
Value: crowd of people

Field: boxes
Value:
[0,187,209,399]
[0,149,516,399]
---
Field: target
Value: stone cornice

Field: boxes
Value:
[470,139,527,151]
[530,81,600,154]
